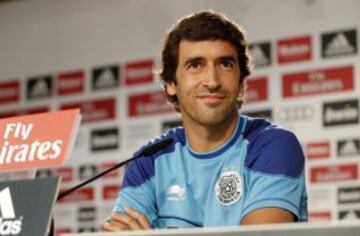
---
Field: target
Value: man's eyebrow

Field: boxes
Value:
[218,56,237,62]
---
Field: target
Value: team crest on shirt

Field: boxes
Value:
[215,170,242,205]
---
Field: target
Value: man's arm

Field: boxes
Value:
[241,126,308,224]
[102,207,151,231]
[241,207,294,225]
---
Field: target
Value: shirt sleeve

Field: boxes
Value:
[241,126,308,221]
[112,157,158,227]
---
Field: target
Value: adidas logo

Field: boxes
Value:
[338,139,360,156]
[30,79,50,98]
[95,70,117,89]
[340,210,360,220]
[325,33,355,56]
[250,45,269,66]
[0,187,22,235]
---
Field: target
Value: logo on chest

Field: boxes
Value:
[166,185,186,201]
[215,170,242,206]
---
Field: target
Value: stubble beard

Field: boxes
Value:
[180,98,238,128]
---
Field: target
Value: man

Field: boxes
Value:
[103,10,307,231]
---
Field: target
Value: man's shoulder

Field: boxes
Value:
[242,115,304,178]
[242,115,296,142]
[123,127,186,188]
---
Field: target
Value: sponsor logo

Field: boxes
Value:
[277,35,312,64]
[98,162,120,179]
[242,109,272,121]
[323,99,359,127]
[78,207,96,222]
[279,105,314,122]
[78,164,97,180]
[283,65,354,98]
[339,210,360,220]
[309,211,332,222]
[125,59,154,85]
[91,128,119,152]
[338,186,360,204]
[102,185,119,200]
[56,228,72,234]
[0,107,49,119]
[0,109,79,172]
[249,42,271,67]
[91,64,119,90]
[0,187,22,235]
[215,170,242,205]
[78,227,96,233]
[26,75,53,100]
[310,164,358,183]
[56,167,74,182]
[59,187,94,203]
[35,169,54,178]
[61,98,116,123]
[57,70,85,95]
[166,185,186,201]
[337,138,360,157]
[322,29,357,58]
[128,90,173,117]
[306,141,330,160]
[244,77,268,103]
[0,81,20,105]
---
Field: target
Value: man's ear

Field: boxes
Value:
[166,81,177,96]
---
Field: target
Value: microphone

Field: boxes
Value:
[48,137,174,235]
[57,137,174,200]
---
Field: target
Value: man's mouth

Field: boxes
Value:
[197,94,226,105]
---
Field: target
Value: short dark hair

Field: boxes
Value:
[159,10,252,109]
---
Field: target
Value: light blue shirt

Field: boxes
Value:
[113,116,308,228]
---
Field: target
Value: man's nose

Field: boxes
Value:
[204,65,221,91]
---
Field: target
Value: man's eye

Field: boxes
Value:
[221,60,233,68]
[187,62,200,69]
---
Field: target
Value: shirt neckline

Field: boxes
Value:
[186,116,245,159]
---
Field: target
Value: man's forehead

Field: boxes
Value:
[178,39,238,59]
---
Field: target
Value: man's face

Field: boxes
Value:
[167,39,242,127]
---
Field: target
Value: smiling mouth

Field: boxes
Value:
[197,94,226,105]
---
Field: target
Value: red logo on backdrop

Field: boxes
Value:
[0,107,49,119]
[128,90,173,117]
[283,65,354,98]
[61,98,115,123]
[244,77,268,103]
[309,211,332,221]
[57,70,85,95]
[56,228,72,234]
[306,141,330,160]
[125,59,154,86]
[310,164,358,183]
[59,187,94,203]
[56,166,73,182]
[277,35,312,64]
[98,162,120,178]
[0,80,20,104]
[102,185,119,200]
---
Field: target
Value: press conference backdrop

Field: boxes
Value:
[0,0,359,234]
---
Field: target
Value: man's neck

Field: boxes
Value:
[184,113,239,153]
